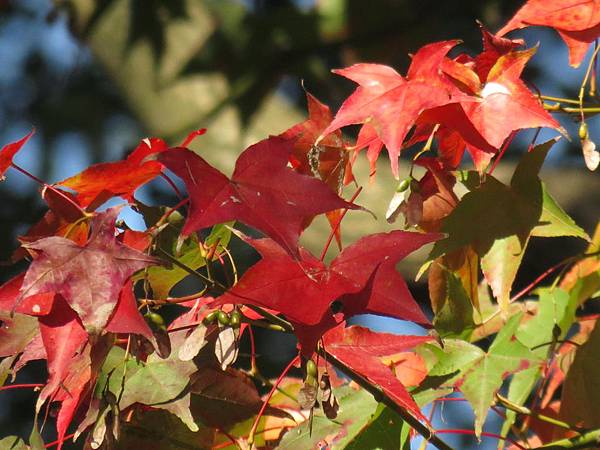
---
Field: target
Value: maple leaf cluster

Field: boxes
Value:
[0,1,598,448]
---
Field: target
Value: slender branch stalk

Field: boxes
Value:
[489,130,517,175]
[535,429,600,449]
[10,163,88,216]
[510,250,600,303]
[244,304,294,332]
[0,383,44,392]
[160,173,184,199]
[543,103,600,114]
[435,429,526,450]
[247,354,300,447]
[496,393,583,433]
[540,95,581,105]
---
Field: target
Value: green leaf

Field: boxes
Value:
[153,226,232,298]
[157,393,199,432]
[345,404,411,450]
[138,202,234,298]
[0,355,16,388]
[459,313,539,437]
[433,271,476,340]
[120,359,196,409]
[430,140,587,309]
[560,319,600,428]
[278,387,378,449]
[532,183,589,239]
[516,288,574,354]
[498,366,539,446]
[480,234,527,310]
[116,409,214,450]
[94,346,144,399]
[425,339,484,378]
[0,436,28,450]
[496,287,575,443]
[28,421,44,450]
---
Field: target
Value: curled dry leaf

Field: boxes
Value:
[385,190,407,224]
[214,326,239,370]
[582,137,599,171]
[298,383,318,410]
[320,373,339,419]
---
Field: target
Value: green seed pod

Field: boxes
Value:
[202,310,219,325]
[229,310,242,328]
[145,312,165,330]
[306,359,318,378]
[579,122,589,140]
[217,310,230,326]
[396,177,412,192]
[396,177,411,193]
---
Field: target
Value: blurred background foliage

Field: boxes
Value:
[0,0,598,447]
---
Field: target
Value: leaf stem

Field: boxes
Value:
[510,250,600,303]
[496,393,584,433]
[157,247,227,291]
[533,428,600,449]
[10,162,88,216]
[488,130,516,175]
[578,45,600,121]
[539,95,581,105]
[319,186,363,261]
[153,198,189,230]
[0,383,44,392]
[241,317,288,332]
[435,428,526,450]
[319,349,455,450]
[247,354,300,447]
[140,289,208,306]
[413,123,440,161]
[244,304,294,332]
[44,432,76,449]
[543,103,600,115]
[160,173,184,199]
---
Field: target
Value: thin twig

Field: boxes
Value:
[247,354,300,447]
[496,393,584,433]
[533,428,600,449]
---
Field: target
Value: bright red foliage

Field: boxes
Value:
[498,0,600,67]
[0,129,34,179]
[0,3,597,448]
[160,136,362,258]
[18,207,158,334]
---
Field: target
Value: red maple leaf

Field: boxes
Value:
[461,47,563,149]
[17,207,159,334]
[36,296,88,408]
[57,129,206,208]
[105,279,155,342]
[321,40,468,178]
[159,136,362,258]
[498,0,600,67]
[323,324,432,420]
[57,137,169,208]
[411,30,562,170]
[281,91,354,248]
[215,230,440,353]
[12,187,89,263]
[0,129,34,179]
